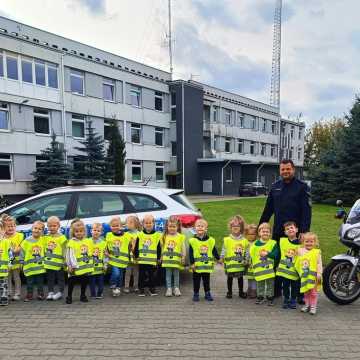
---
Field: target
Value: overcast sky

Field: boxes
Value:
[0,0,358,124]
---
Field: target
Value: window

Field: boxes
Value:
[290,125,295,139]
[72,114,85,138]
[155,127,164,146]
[171,92,176,106]
[250,116,256,130]
[261,119,267,132]
[0,54,3,77]
[171,93,176,121]
[238,113,244,128]
[299,128,303,140]
[298,147,302,160]
[70,69,84,95]
[171,141,176,156]
[225,138,231,153]
[103,78,115,101]
[104,120,112,141]
[21,59,33,83]
[0,154,12,181]
[155,91,163,111]
[34,108,50,135]
[47,63,58,88]
[225,166,232,182]
[0,104,9,130]
[35,60,46,86]
[250,141,256,155]
[126,193,164,211]
[131,123,141,144]
[76,192,125,218]
[131,161,142,182]
[155,162,165,182]
[271,144,277,157]
[225,110,231,125]
[237,140,244,153]
[6,56,18,80]
[35,155,48,170]
[130,86,141,107]
[7,193,72,225]
[213,107,218,122]
[271,121,277,134]
[260,143,266,156]
[289,146,294,159]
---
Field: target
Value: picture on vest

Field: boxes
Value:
[199,245,209,264]
[93,247,101,265]
[32,245,43,264]
[259,249,269,268]
[45,240,57,258]
[112,240,121,257]
[80,244,90,263]
[166,240,176,258]
[233,244,244,263]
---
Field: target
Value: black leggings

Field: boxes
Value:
[138,264,156,290]
[227,276,244,293]
[193,272,210,293]
[67,275,88,298]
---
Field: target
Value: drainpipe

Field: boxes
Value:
[256,162,265,183]
[181,81,185,191]
[221,160,231,196]
[60,53,67,164]
[123,84,127,184]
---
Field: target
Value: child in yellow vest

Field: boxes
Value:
[220,215,248,299]
[161,216,185,297]
[106,216,132,296]
[3,215,24,301]
[189,218,220,302]
[134,214,162,296]
[20,221,46,302]
[250,222,279,305]
[245,224,258,299]
[276,221,301,309]
[123,215,141,293]
[44,216,67,301]
[295,232,322,315]
[89,223,107,299]
[0,218,11,306]
[65,219,94,304]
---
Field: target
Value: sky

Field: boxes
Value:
[0,0,359,125]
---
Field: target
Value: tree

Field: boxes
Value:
[31,133,71,193]
[105,120,126,184]
[74,120,107,183]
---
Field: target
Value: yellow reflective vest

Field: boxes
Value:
[295,248,321,293]
[91,238,107,275]
[250,239,277,281]
[161,233,185,269]
[21,237,46,277]
[43,234,67,271]
[67,238,94,276]
[189,236,216,273]
[223,236,249,273]
[0,239,10,278]
[7,232,24,270]
[106,232,132,268]
[276,237,300,281]
[137,231,162,266]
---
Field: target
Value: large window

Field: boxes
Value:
[213,107,218,122]
[103,78,115,102]
[0,154,12,181]
[47,63,58,88]
[126,193,163,211]
[289,146,294,159]
[155,127,164,146]
[156,162,165,182]
[171,92,176,121]
[0,54,3,77]
[70,69,84,95]
[260,143,266,156]
[290,126,295,139]
[155,91,163,111]
[298,147,302,160]
[299,128,303,140]
[261,119,267,132]
[130,86,141,107]
[34,108,50,135]
[238,113,244,128]
[271,121,277,134]
[250,141,256,155]
[21,59,33,83]
[271,144,277,157]
[225,137,231,153]
[72,114,85,138]
[250,116,256,130]
[0,104,9,131]
[237,139,244,153]
[171,141,176,156]
[131,123,141,144]
[131,161,142,182]
[35,60,46,86]
[6,55,18,80]
[225,166,233,182]
[225,110,231,125]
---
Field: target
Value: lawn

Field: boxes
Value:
[194,198,346,265]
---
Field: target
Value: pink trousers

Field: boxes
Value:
[304,288,318,307]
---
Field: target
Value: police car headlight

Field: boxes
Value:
[346,228,360,240]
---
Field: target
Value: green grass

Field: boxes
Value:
[195,198,347,265]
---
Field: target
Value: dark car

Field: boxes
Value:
[239,182,267,197]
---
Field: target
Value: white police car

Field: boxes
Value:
[0,185,201,238]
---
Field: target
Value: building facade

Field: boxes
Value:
[0,16,305,198]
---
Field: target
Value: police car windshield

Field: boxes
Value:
[347,200,360,225]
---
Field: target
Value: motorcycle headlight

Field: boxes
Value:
[346,228,360,240]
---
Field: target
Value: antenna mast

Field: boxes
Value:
[168,0,173,79]
[270,0,282,111]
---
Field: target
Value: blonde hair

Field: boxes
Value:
[126,215,141,231]
[32,220,45,230]
[142,214,155,224]
[258,222,271,234]
[92,222,103,230]
[109,216,122,226]
[2,214,16,225]
[194,218,208,228]
[70,219,86,239]
[228,215,246,234]
[303,232,319,247]
[162,216,182,244]
[47,216,61,225]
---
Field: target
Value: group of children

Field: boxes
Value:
[0,212,322,314]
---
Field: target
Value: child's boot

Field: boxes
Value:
[192,292,200,302]
[46,292,54,301]
[239,291,247,299]
[65,296,72,304]
[226,291,232,299]
[205,291,214,301]
[24,293,33,302]
[289,299,297,309]
[80,295,88,303]
[301,305,310,312]
[282,298,289,309]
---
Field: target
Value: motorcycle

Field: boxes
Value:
[323,199,360,304]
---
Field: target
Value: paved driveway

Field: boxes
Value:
[1,267,360,359]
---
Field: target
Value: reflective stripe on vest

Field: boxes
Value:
[189,237,216,273]
[106,233,131,268]
[250,240,276,281]
[23,266,45,276]
[138,232,161,266]
[162,259,182,266]
[0,269,8,274]
[295,249,320,293]
[223,237,248,273]
[67,238,94,276]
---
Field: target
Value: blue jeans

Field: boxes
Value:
[165,268,179,288]
[89,274,104,297]
[110,266,124,288]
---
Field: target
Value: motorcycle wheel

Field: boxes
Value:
[323,260,360,305]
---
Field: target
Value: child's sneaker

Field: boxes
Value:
[46,292,54,301]
[112,288,121,297]
[0,297,9,306]
[226,292,232,299]
[301,305,310,313]
[95,294,103,299]
[309,306,317,315]
[149,288,158,296]
[239,291,247,299]
[138,289,146,297]
[192,293,200,302]
[165,288,172,297]
[24,294,33,302]
[255,296,264,304]
[123,288,130,294]
[65,296,72,304]
[80,296,88,303]
[109,284,116,289]
[53,292,63,301]
[282,298,289,309]
[204,291,214,301]
[289,299,297,309]
[37,293,45,301]
[12,294,21,301]
[173,287,181,297]
[267,297,274,306]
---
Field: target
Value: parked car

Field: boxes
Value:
[0,185,202,240]
[238,182,267,197]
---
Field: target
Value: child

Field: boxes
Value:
[21,221,46,302]
[106,217,132,297]
[220,215,248,299]
[250,222,279,305]
[3,215,24,301]
[0,218,11,306]
[134,214,162,296]
[276,221,301,309]
[161,216,186,297]
[43,216,67,301]
[89,223,107,299]
[245,224,258,299]
[65,219,94,304]
[295,232,322,315]
[123,215,141,293]
[189,218,220,302]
